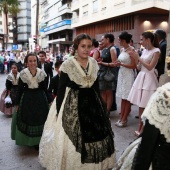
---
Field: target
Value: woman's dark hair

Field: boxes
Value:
[119,31,132,43]
[73,33,92,50]
[38,51,46,57]
[142,31,160,48]
[92,38,99,48]
[24,53,38,66]
[11,63,19,71]
[55,60,63,68]
[104,33,115,43]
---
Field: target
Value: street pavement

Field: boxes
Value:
[0,73,138,170]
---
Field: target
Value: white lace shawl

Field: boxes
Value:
[60,57,99,88]
[7,72,20,85]
[142,82,170,142]
[19,68,47,89]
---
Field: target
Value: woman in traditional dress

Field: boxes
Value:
[39,33,116,170]
[114,82,170,170]
[0,63,19,116]
[11,53,51,147]
[114,31,136,127]
[128,31,160,136]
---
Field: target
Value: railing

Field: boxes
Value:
[58,3,71,12]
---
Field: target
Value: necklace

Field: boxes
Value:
[80,63,89,75]
[124,46,131,52]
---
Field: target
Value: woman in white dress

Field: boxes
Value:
[39,33,116,170]
[115,31,136,127]
[128,31,160,136]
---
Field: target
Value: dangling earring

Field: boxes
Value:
[74,50,78,59]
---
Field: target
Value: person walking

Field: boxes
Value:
[38,51,53,88]
[39,33,116,170]
[11,53,51,148]
[48,60,63,100]
[0,63,20,116]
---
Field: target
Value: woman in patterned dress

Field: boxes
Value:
[114,31,137,127]
[39,33,116,170]
[98,33,117,112]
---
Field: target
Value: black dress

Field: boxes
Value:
[132,120,170,170]
[11,68,51,146]
[39,57,116,170]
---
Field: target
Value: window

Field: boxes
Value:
[93,0,98,13]
[83,4,88,16]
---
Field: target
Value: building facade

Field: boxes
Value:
[40,0,73,54]
[0,10,14,51]
[17,0,31,50]
[0,0,31,51]
[71,0,169,47]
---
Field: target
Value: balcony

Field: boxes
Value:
[59,3,71,12]
[42,19,72,34]
[71,0,79,12]
[58,3,72,15]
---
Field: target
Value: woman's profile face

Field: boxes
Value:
[27,55,37,69]
[140,35,147,48]
[77,39,92,59]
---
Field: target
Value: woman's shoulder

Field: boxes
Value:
[153,47,160,53]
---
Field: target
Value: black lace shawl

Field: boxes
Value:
[132,120,170,170]
[57,72,115,163]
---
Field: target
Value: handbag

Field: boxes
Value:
[98,70,106,81]
[4,95,13,108]
[103,67,115,82]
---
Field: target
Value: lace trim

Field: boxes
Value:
[142,82,170,142]
[20,68,47,88]
[7,72,20,85]
[62,89,115,163]
[60,57,99,88]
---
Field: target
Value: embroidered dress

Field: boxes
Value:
[0,72,20,115]
[11,68,50,146]
[39,57,116,170]
[98,46,117,90]
[114,83,170,170]
[128,48,160,108]
[116,49,135,99]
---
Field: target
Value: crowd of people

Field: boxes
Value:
[0,28,169,170]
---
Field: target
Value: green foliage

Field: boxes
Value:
[0,0,20,15]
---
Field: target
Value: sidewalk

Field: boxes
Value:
[0,73,138,170]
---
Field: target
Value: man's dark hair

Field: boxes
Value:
[55,60,63,68]
[38,51,46,57]
[104,33,115,43]
[155,29,166,40]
